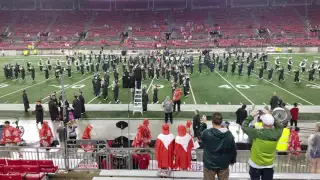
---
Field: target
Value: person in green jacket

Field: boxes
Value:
[199,113,237,180]
[242,109,283,180]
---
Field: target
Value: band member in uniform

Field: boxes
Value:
[47,58,52,71]
[38,59,44,71]
[278,66,285,82]
[55,66,60,79]
[223,60,228,73]
[308,68,315,82]
[67,65,72,78]
[80,62,84,75]
[218,59,223,71]
[247,61,252,77]
[258,66,263,80]
[30,66,35,80]
[142,87,149,111]
[183,75,190,97]
[85,60,90,72]
[14,64,19,80]
[293,69,300,83]
[287,57,293,72]
[275,57,280,70]
[153,85,159,104]
[198,56,203,73]
[114,69,119,82]
[90,61,95,74]
[44,66,49,79]
[74,60,80,71]
[95,75,102,97]
[21,66,26,80]
[231,60,236,74]
[190,56,194,74]
[95,61,100,72]
[27,61,32,72]
[112,81,119,103]
[156,65,160,80]
[166,64,171,81]
[300,59,307,73]
[263,60,268,70]
[238,61,243,76]
[268,67,274,81]
[102,80,109,100]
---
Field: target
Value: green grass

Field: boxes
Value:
[1,53,320,105]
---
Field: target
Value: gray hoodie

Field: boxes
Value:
[163,97,173,113]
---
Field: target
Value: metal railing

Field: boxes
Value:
[0,146,311,173]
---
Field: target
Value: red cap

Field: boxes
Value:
[178,125,187,136]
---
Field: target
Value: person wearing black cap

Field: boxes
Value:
[22,90,30,112]
[72,95,81,120]
[34,100,44,125]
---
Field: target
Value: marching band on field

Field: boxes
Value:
[3,50,320,104]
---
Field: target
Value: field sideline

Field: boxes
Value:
[1,53,320,106]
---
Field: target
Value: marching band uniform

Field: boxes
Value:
[293,69,300,83]
[80,63,85,75]
[275,57,280,70]
[21,67,26,80]
[38,59,43,71]
[218,59,223,71]
[55,67,60,79]
[258,66,263,80]
[75,60,80,71]
[67,65,72,78]
[14,65,19,79]
[47,59,52,71]
[153,86,159,104]
[142,88,148,111]
[95,62,100,72]
[85,61,90,72]
[231,61,236,74]
[90,62,95,74]
[30,66,35,80]
[238,62,243,76]
[263,60,268,70]
[278,67,285,82]
[44,67,49,79]
[247,62,252,77]
[223,60,228,73]
[268,67,274,81]
[113,81,119,103]
[102,81,109,100]
[308,68,315,82]
[287,58,293,72]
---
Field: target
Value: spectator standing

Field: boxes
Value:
[35,100,44,125]
[270,92,280,110]
[163,96,173,124]
[142,87,149,112]
[199,113,237,180]
[57,122,67,148]
[22,90,30,112]
[192,110,201,138]
[67,121,78,140]
[72,95,81,120]
[235,104,248,125]
[276,121,290,154]
[242,110,283,180]
[290,103,299,127]
[173,86,183,112]
[48,98,58,121]
[288,127,301,163]
[78,91,85,114]
[306,122,320,174]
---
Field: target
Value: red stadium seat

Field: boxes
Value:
[0,160,6,166]
[0,165,4,174]
[3,165,21,174]
[21,160,38,166]
[20,165,40,174]
[0,174,23,180]
[38,160,58,173]
[7,160,22,166]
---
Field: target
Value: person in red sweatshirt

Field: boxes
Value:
[290,103,299,127]
[173,86,183,112]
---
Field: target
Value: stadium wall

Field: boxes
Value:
[2,47,320,56]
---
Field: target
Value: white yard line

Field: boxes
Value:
[252,73,314,105]
[42,75,95,101]
[216,71,255,105]
[87,77,123,104]
[0,78,54,99]
[146,77,155,93]
[4,101,8,104]
[189,80,197,104]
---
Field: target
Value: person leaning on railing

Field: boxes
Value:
[242,109,283,180]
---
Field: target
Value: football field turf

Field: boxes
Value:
[0,53,320,106]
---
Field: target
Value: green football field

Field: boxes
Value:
[0,53,320,105]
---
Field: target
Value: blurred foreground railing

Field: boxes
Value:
[0,146,310,173]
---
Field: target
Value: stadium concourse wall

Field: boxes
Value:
[2,46,320,56]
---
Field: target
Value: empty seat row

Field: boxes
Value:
[0,159,58,173]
